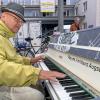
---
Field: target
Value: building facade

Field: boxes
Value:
[1,0,100,30]
[0,0,75,23]
[0,0,83,31]
[75,0,100,29]
[70,0,79,5]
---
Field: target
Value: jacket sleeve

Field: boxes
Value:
[70,24,73,31]
[0,46,41,87]
[15,53,31,65]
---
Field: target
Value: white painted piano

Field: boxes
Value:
[38,28,100,100]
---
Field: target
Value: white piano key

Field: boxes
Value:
[38,61,49,71]
[62,85,79,89]
[38,61,72,100]
[68,90,85,94]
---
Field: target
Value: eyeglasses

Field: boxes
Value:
[6,12,23,25]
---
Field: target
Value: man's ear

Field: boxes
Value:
[0,14,7,26]
[1,13,5,20]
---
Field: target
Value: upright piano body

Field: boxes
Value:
[39,27,100,100]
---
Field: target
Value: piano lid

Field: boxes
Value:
[49,27,100,62]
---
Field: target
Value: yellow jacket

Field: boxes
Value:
[0,20,41,87]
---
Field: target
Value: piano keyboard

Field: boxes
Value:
[39,59,95,100]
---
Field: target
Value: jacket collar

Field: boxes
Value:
[0,20,15,38]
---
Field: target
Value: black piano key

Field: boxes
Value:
[62,79,75,83]
[71,92,94,100]
[60,82,76,86]
[70,91,88,97]
[65,87,83,92]
[59,80,73,83]
[59,80,76,85]
[57,78,72,81]
[57,76,72,81]
[72,94,93,100]
[49,67,57,69]
[51,68,63,73]
[65,85,81,90]
[72,97,92,100]
[72,97,94,100]
[44,59,65,73]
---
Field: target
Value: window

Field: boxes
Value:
[83,1,87,12]
[67,10,70,16]
[64,11,66,17]
[83,22,87,29]
[75,7,78,16]
[24,9,40,17]
[64,0,66,5]
[66,0,71,5]
[42,12,54,17]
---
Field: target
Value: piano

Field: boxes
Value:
[38,27,100,100]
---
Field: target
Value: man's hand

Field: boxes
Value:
[35,55,45,60]
[39,70,66,81]
[30,55,45,64]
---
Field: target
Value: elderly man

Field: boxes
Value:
[0,2,65,100]
[70,17,80,32]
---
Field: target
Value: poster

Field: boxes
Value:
[40,0,55,12]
